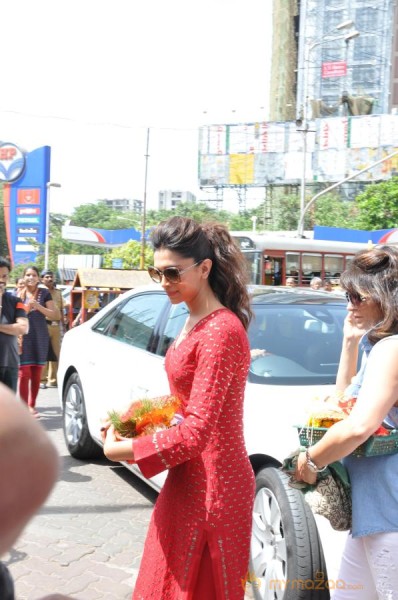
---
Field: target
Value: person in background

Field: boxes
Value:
[310,276,322,290]
[286,276,297,287]
[39,270,64,389]
[322,279,333,292]
[11,277,26,297]
[102,216,255,599]
[17,266,60,418]
[330,277,343,292]
[0,258,29,393]
[295,245,398,599]
[0,383,78,600]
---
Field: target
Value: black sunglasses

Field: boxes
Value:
[345,292,368,305]
[148,260,203,284]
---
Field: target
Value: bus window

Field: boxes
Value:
[241,251,262,284]
[302,254,322,285]
[286,253,300,284]
[263,257,283,286]
[324,255,344,280]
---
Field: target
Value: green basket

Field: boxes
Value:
[297,426,398,458]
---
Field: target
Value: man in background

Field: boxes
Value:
[0,257,29,392]
[310,276,323,290]
[40,270,64,389]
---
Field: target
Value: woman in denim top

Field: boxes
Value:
[296,245,398,599]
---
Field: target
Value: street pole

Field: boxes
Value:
[139,128,150,270]
[298,36,328,236]
[299,41,311,229]
[296,149,398,237]
[44,182,61,270]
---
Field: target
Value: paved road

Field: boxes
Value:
[5,387,157,600]
[5,388,255,600]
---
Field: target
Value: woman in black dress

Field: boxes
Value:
[18,266,59,417]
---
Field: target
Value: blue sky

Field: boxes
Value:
[0,0,272,213]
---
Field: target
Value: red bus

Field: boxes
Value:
[231,232,368,286]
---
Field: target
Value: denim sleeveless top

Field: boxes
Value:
[343,334,398,538]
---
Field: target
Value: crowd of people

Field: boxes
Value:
[285,274,338,291]
[0,260,65,417]
[0,257,76,597]
[1,225,398,598]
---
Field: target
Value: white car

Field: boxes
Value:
[58,284,348,600]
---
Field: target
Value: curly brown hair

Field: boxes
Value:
[340,245,398,345]
[151,216,253,329]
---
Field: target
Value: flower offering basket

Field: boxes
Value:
[108,395,181,439]
[297,426,398,457]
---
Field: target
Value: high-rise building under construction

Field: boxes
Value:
[270,0,397,122]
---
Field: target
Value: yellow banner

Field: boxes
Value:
[229,154,254,184]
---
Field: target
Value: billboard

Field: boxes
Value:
[2,146,51,265]
[198,115,398,188]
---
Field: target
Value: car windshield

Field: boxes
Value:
[248,302,347,386]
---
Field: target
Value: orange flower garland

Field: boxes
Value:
[108,395,181,438]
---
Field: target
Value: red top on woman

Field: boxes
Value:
[133,308,255,600]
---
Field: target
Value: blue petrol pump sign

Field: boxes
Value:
[2,145,51,265]
[0,142,26,182]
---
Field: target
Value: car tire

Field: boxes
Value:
[62,372,103,459]
[250,467,329,600]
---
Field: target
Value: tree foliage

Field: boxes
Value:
[146,201,256,230]
[3,188,379,276]
[312,193,359,229]
[354,177,398,230]
[72,203,141,230]
[102,240,153,269]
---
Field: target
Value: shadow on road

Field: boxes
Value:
[109,465,158,504]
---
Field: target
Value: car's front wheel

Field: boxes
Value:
[250,467,329,600]
[62,372,103,459]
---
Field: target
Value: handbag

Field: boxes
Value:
[282,451,352,532]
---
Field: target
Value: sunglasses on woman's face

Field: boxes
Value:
[148,260,203,284]
[345,292,369,305]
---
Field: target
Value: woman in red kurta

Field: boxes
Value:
[103,217,255,600]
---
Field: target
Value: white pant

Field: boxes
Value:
[332,532,398,599]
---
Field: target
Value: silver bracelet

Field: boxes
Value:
[305,448,327,473]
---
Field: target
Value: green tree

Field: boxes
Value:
[312,193,359,229]
[260,190,359,231]
[354,177,398,230]
[271,194,306,230]
[228,210,255,230]
[146,201,257,231]
[102,240,153,269]
[71,203,119,228]
[71,203,141,230]
[146,201,221,227]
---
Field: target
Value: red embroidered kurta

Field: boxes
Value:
[132,308,255,600]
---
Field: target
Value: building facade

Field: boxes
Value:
[101,198,143,213]
[158,190,196,211]
[296,0,396,120]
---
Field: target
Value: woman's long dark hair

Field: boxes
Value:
[151,216,253,329]
[340,245,398,344]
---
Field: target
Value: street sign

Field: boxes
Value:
[321,61,347,78]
